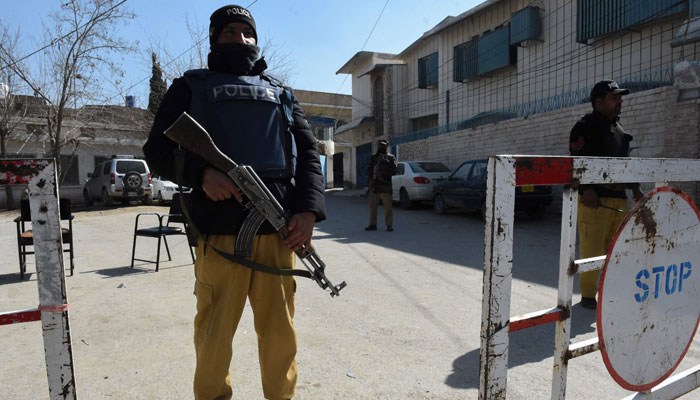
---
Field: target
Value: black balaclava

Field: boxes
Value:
[207,5,264,75]
[377,140,388,154]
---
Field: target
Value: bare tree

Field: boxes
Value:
[0,25,32,208]
[0,0,135,183]
[0,26,27,158]
[146,15,208,84]
[258,30,298,87]
[152,21,298,87]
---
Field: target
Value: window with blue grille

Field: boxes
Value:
[478,26,512,75]
[454,40,478,82]
[418,52,439,88]
[626,0,688,25]
[510,6,541,44]
[577,0,688,43]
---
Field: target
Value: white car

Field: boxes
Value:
[151,177,191,204]
[391,161,452,209]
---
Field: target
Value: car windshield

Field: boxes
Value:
[115,161,146,173]
[409,162,451,173]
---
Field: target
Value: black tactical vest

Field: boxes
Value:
[184,69,296,179]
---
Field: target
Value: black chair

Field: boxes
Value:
[130,193,195,271]
[15,198,75,280]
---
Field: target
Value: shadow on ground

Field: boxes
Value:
[83,262,193,278]
[321,194,567,289]
[445,303,597,389]
[0,271,33,283]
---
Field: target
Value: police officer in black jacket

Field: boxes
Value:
[143,5,325,399]
[569,80,642,310]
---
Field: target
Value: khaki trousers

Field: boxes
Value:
[577,196,628,298]
[368,192,393,227]
[193,234,297,400]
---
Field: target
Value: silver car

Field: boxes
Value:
[391,161,452,209]
[83,156,153,206]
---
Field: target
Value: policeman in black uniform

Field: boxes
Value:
[365,140,397,231]
[143,5,325,399]
[569,80,642,310]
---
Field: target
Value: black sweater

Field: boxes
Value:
[569,110,633,199]
[143,74,326,235]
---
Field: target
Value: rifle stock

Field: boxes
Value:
[164,112,237,173]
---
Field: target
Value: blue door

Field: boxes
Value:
[356,142,372,188]
[319,155,327,188]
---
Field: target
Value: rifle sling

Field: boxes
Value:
[210,246,312,278]
[174,148,312,279]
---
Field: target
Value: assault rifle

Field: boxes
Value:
[164,112,346,297]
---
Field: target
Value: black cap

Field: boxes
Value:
[209,5,257,46]
[590,80,629,102]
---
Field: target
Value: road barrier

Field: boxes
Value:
[479,156,700,400]
[0,159,77,400]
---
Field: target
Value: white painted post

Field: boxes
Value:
[479,156,516,400]
[551,185,578,399]
[29,160,77,399]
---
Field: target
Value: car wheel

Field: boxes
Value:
[83,189,93,207]
[123,171,142,190]
[434,194,447,214]
[102,188,114,206]
[399,188,413,209]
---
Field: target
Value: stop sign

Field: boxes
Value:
[598,187,700,391]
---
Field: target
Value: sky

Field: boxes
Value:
[2,0,482,109]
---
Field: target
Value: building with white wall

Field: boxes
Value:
[0,95,152,209]
[335,0,700,199]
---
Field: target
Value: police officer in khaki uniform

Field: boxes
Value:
[569,80,643,309]
[144,5,325,399]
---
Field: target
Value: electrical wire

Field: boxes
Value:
[0,0,128,72]
[344,0,694,133]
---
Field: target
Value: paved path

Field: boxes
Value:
[0,193,698,399]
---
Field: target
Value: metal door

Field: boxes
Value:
[333,152,344,188]
[356,142,372,188]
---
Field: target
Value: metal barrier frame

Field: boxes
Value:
[478,156,700,400]
[0,159,77,399]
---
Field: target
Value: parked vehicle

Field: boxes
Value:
[152,176,192,204]
[433,159,552,218]
[391,161,452,209]
[83,155,153,206]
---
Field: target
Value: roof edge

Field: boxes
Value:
[398,0,504,57]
